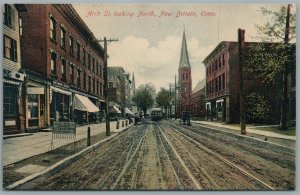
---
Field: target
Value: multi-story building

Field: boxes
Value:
[3,4,27,134]
[107,67,133,117]
[19,4,105,129]
[203,41,293,124]
[189,80,206,118]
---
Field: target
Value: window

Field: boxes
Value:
[100,83,103,96]
[4,36,17,61]
[51,52,57,75]
[61,59,66,80]
[97,81,99,95]
[215,60,218,71]
[49,16,56,41]
[83,73,86,89]
[219,56,222,69]
[4,85,17,117]
[222,54,225,67]
[96,61,99,75]
[219,75,222,91]
[77,69,81,87]
[4,5,14,28]
[93,78,95,93]
[222,73,225,89]
[19,17,23,36]
[77,42,81,59]
[109,82,113,88]
[69,36,74,55]
[83,48,86,65]
[88,53,91,69]
[92,58,95,72]
[60,27,66,48]
[100,66,102,78]
[70,64,74,84]
[88,76,91,92]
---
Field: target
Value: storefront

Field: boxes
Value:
[3,74,24,134]
[50,85,72,125]
[73,94,100,124]
[26,86,46,129]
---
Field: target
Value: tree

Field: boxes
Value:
[156,88,171,116]
[248,5,296,129]
[245,93,272,124]
[133,83,156,117]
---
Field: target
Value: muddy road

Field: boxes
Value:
[15,120,295,190]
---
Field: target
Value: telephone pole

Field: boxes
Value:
[98,37,118,136]
[280,4,291,130]
[238,28,246,134]
[174,74,177,120]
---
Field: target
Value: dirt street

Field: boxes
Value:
[13,120,295,190]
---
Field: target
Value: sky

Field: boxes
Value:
[72,3,289,91]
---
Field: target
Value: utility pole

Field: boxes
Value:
[280,4,291,130]
[174,74,177,120]
[238,28,246,134]
[169,83,171,119]
[98,37,118,136]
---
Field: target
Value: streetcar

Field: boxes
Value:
[150,108,163,121]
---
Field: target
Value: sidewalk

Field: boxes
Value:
[191,120,296,141]
[3,120,133,166]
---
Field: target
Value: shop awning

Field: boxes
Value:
[110,105,121,114]
[51,86,71,96]
[124,107,134,116]
[74,94,100,112]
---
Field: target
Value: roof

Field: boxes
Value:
[178,30,191,69]
[192,79,205,94]
[107,67,126,77]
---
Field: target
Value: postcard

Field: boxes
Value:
[2,2,296,191]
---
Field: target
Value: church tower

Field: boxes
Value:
[178,29,192,113]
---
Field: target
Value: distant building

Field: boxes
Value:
[189,80,206,118]
[3,4,27,134]
[107,67,133,117]
[19,4,105,129]
[203,41,295,124]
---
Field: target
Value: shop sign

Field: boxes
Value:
[52,81,70,90]
[3,69,25,81]
[27,87,44,94]
[5,120,16,126]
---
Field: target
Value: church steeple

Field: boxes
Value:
[179,29,191,69]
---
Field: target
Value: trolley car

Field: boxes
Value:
[150,108,163,121]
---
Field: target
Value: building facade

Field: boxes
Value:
[19,4,105,129]
[189,80,206,118]
[107,67,132,117]
[203,41,291,124]
[3,4,27,134]
[177,30,192,117]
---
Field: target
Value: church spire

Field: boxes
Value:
[179,28,191,69]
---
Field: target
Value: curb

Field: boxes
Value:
[5,124,134,190]
[191,122,295,154]
[3,133,33,140]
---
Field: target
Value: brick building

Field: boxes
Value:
[203,41,293,124]
[3,4,27,134]
[177,30,192,117]
[107,67,133,118]
[189,80,206,118]
[19,4,105,129]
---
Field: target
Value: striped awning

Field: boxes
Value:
[74,94,99,112]
[51,86,71,96]
[110,105,121,114]
[3,78,20,85]
[124,107,134,116]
